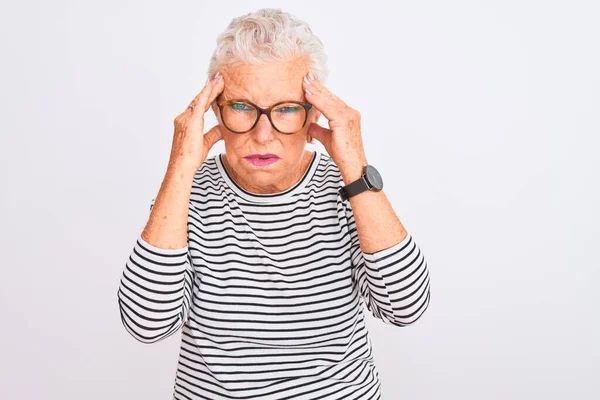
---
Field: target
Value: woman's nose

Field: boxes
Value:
[251,113,276,143]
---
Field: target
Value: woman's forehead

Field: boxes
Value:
[221,87,305,104]
[220,59,309,103]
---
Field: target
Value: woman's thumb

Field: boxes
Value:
[203,125,223,155]
[307,123,330,145]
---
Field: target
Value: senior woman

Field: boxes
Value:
[117,8,431,400]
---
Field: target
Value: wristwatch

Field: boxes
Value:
[339,164,384,201]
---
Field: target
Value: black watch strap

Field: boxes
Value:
[339,177,369,201]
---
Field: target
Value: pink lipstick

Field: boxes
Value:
[244,154,280,166]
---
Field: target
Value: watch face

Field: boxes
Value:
[364,165,383,190]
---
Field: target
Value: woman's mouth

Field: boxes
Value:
[244,154,280,166]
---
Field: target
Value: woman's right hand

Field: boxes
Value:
[169,72,225,173]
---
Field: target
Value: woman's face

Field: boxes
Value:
[211,57,321,194]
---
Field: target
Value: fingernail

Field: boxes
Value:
[305,88,313,96]
[308,72,315,81]
[213,71,220,79]
[303,76,310,85]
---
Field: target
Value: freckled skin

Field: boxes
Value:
[210,57,321,194]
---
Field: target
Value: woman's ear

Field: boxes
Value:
[312,110,322,123]
[306,123,316,144]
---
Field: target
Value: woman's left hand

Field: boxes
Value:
[302,73,368,184]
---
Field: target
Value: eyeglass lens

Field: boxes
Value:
[222,101,307,133]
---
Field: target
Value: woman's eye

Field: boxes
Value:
[275,106,301,114]
[230,103,252,111]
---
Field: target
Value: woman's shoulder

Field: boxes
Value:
[191,154,223,189]
[198,153,221,173]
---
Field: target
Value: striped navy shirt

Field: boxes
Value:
[117,151,431,399]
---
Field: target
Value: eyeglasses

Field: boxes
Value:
[216,98,313,134]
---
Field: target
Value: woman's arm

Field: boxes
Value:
[116,165,197,343]
[300,73,430,325]
[341,187,431,327]
[142,164,196,248]
[116,73,224,343]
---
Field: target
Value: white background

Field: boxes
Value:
[1,0,598,399]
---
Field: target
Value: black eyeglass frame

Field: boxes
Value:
[216,98,313,134]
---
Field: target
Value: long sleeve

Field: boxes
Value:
[342,200,431,327]
[116,200,195,343]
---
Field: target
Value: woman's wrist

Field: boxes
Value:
[166,158,200,182]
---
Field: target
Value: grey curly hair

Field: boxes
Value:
[207,8,329,84]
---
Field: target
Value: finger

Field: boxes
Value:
[189,72,223,114]
[204,73,225,113]
[302,73,347,123]
[202,125,224,158]
[187,77,213,111]
[307,122,331,145]
[203,124,223,150]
